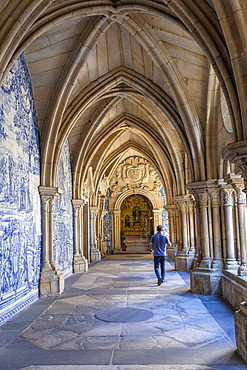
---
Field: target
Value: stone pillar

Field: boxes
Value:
[196,191,212,268]
[187,182,223,296]
[164,205,178,260]
[208,189,223,269]
[234,185,247,276]
[153,209,162,231]
[83,201,90,261]
[89,207,101,262]
[174,196,194,272]
[38,186,64,297]
[72,199,88,273]
[222,143,247,362]
[223,188,238,271]
[113,210,121,253]
[187,199,195,254]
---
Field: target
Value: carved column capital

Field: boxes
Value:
[234,185,246,204]
[223,188,234,206]
[208,189,221,207]
[196,191,208,208]
[222,140,247,193]
[72,199,85,217]
[173,196,187,213]
[186,200,195,212]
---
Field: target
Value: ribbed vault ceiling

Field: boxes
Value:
[2,0,243,199]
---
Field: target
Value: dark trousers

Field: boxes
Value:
[154,256,166,280]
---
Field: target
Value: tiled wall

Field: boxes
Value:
[160,187,169,239]
[53,139,73,277]
[103,189,113,253]
[0,54,41,325]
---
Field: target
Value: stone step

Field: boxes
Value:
[124,236,150,253]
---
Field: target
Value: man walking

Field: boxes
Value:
[149,225,170,285]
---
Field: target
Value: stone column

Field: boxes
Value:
[153,209,162,231]
[174,197,189,253]
[234,185,247,276]
[197,191,212,268]
[223,188,238,270]
[187,182,222,296]
[83,201,90,261]
[187,199,195,254]
[174,196,193,272]
[222,143,247,362]
[113,210,122,253]
[209,189,223,269]
[72,199,88,273]
[164,205,178,260]
[89,207,101,262]
[38,186,64,297]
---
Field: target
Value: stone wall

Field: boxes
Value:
[222,272,247,310]
[53,139,73,277]
[0,54,41,325]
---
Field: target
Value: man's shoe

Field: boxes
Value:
[158,277,162,286]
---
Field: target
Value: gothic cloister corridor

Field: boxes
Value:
[2,0,247,366]
[0,255,245,369]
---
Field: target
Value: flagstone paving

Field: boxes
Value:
[0,255,246,369]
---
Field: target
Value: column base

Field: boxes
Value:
[91,248,101,262]
[225,259,238,271]
[190,268,222,295]
[175,254,194,272]
[238,264,247,276]
[101,242,108,256]
[39,268,64,297]
[235,302,247,363]
[166,244,178,260]
[199,258,212,268]
[73,254,88,273]
[211,259,224,270]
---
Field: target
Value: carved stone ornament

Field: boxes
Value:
[235,186,246,204]
[197,192,208,207]
[223,188,234,206]
[209,190,220,206]
[109,156,162,195]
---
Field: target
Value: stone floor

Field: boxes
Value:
[0,254,246,369]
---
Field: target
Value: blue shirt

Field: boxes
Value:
[150,232,169,256]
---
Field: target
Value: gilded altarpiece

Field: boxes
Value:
[121,195,153,237]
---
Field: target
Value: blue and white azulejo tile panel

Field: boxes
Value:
[103,188,112,253]
[53,139,73,277]
[159,187,169,239]
[0,53,41,325]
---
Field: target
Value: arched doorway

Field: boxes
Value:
[120,194,154,253]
